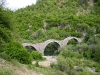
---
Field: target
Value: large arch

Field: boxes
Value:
[44,39,61,46]
[44,42,60,56]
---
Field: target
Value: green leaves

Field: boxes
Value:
[31,51,43,60]
[0,28,12,43]
[4,42,32,64]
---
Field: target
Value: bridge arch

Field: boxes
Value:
[25,46,37,52]
[44,41,60,56]
[67,38,79,45]
[44,39,60,46]
[60,37,81,46]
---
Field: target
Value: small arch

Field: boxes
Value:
[25,46,37,52]
[44,42,60,56]
[67,38,79,45]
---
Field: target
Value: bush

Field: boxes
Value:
[31,51,43,60]
[35,61,39,67]
[95,67,100,72]
[84,37,100,62]
[56,55,75,74]
[59,45,83,59]
[0,52,11,61]
[0,28,12,43]
[4,42,32,64]
[67,39,78,45]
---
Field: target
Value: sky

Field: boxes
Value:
[6,0,37,10]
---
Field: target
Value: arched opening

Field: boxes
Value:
[44,42,60,56]
[25,46,37,52]
[67,38,78,45]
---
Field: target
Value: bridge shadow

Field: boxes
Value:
[44,42,60,56]
[25,46,37,52]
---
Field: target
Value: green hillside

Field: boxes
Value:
[0,0,100,75]
[13,0,100,43]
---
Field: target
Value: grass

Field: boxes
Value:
[0,52,24,70]
[0,52,25,75]
[0,52,11,61]
[27,64,67,75]
[0,68,16,75]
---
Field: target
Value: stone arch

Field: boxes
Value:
[44,41,60,56]
[60,37,82,46]
[43,39,61,48]
[25,46,37,52]
[44,42,60,56]
[68,37,81,43]
[67,38,79,45]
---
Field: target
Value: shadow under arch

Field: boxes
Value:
[44,42,60,56]
[67,38,78,45]
[25,46,37,52]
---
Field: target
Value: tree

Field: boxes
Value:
[36,0,40,3]
[0,0,13,52]
[0,0,6,8]
[79,0,88,5]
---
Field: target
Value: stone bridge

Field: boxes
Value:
[22,37,82,54]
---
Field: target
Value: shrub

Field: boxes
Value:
[35,61,39,67]
[31,51,43,60]
[57,55,70,72]
[56,55,75,73]
[59,30,70,38]
[0,28,12,43]
[0,52,11,61]
[84,37,100,62]
[70,32,82,38]
[67,39,78,45]
[4,42,32,64]
[47,27,60,39]
[95,67,100,72]
[59,45,83,59]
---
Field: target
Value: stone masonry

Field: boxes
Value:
[22,37,82,54]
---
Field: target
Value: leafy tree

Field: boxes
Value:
[0,0,13,52]
[0,0,6,7]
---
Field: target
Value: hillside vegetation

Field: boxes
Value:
[0,0,100,75]
[13,0,100,43]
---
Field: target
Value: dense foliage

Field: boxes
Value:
[31,51,43,60]
[83,37,100,62]
[12,0,100,43]
[0,0,100,74]
[51,37,100,74]
[4,42,32,64]
[0,6,13,52]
